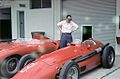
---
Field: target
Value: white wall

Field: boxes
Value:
[11,0,29,39]
[26,9,54,39]
[116,0,120,55]
[11,0,55,39]
[53,0,61,40]
[116,0,120,36]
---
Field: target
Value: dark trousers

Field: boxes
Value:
[60,33,73,48]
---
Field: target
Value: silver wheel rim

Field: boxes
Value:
[7,58,18,72]
[108,51,114,65]
[67,66,79,79]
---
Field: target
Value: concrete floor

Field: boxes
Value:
[80,55,120,79]
[1,56,120,79]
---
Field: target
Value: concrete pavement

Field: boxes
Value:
[80,55,120,79]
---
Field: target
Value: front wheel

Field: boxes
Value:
[0,57,20,78]
[101,46,115,68]
[59,61,80,79]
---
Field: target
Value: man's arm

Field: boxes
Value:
[71,21,79,32]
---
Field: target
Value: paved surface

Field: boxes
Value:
[1,56,120,79]
[80,55,120,79]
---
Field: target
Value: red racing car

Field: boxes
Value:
[0,37,59,78]
[12,39,115,79]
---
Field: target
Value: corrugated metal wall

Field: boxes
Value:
[62,0,116,47]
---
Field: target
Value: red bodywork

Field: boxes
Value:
[12,40,104,79]
[0,38,59,61]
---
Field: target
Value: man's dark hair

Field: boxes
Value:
[66,15,72,18]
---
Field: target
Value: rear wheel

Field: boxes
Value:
[17,54,36,71]
[0,56,20,78]
[101,46,115,68]
[59,61,80,79]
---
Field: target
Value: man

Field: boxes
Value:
[57,15,79,48]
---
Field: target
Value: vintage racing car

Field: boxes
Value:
[12,39,115,79]
[0,36,59,78]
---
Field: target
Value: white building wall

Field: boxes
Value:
[11,0,29,39]
[53,0,61,40]
[116,0,120,55]
[25,8,54,39]
[116,0,120,35]
[11,0,54,39]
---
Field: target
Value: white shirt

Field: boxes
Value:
[57,20,79,33]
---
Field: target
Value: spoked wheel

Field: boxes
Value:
[66,66,79,79]
[7,58,18,72]
[0,57,20,78]
[59,61,80,79]
[108,50,114,65]
[101,46,115,68]
[17,54,36,71]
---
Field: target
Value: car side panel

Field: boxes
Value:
[78,53,101,74]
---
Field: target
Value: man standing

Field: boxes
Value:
[57,15,79,48]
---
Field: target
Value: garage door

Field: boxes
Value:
[62,0,116,47]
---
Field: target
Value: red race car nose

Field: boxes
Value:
[12,60,57,79]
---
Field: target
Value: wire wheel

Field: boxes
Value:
[59,61,80,79]
[66,66,79,79]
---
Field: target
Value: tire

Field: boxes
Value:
[101,46,115,68]
[17,54,36,71]
[59,61,80,79]
[0,56,20,78]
